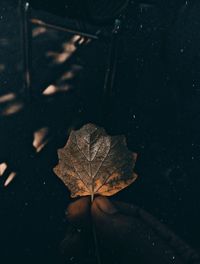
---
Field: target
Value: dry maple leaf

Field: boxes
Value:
[54,123,138,199]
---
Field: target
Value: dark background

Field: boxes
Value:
[0,0,200,262]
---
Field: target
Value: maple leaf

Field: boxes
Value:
[54,123,138,199]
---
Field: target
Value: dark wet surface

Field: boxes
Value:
[0,0,200,263]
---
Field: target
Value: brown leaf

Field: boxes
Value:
[54,124,138,199]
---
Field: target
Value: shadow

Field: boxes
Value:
[0,1,110,261]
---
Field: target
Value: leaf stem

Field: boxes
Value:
[91,195,102,264]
